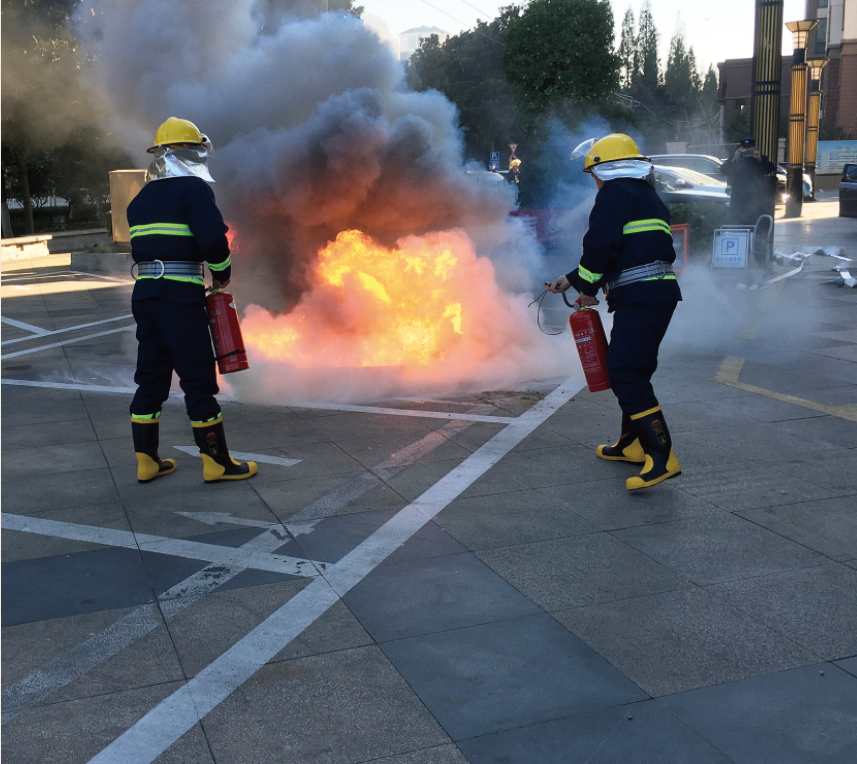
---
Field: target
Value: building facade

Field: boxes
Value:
[806,0,857,136]
[398,27,449,61]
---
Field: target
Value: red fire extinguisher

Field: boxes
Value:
[206,289,250,375]
[568,301,611,392]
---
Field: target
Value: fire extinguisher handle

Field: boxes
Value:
[561,291,582,309]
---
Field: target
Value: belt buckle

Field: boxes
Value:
[130,260,166,280]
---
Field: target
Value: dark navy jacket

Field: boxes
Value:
[566,177,682,307]
[127,176,231,304]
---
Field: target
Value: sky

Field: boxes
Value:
[360,0,808,73]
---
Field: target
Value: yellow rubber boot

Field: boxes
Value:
[191,416,258,483]
[597,412,646,463]
[132,417,177,483]
[625,406,681,491]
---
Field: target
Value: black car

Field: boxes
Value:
[841,164,857,218]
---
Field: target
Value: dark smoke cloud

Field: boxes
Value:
[75,0,531,302]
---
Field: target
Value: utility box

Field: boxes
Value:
[109,169,147,252]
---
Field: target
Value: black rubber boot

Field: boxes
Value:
[192,417,258,483]
[596,412,645,463]
[626,406,681,491]
[132,418,177,483]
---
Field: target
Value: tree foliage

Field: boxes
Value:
[408,8,521,152]
[501,0,619,111]
[618,8,637,89]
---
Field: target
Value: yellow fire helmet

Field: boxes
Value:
[147,117,207,154]
[509,158,522,168]
[575,133,649,173]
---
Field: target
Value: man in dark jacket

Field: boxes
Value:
[720,137,778,226]
[128,117,257,484]
[548,134,681,490]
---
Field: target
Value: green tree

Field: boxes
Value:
[408,8,522,154]
[632,0,660,94]
[664,27,695,109]
[618,7,637,90]
[501,0,620,111]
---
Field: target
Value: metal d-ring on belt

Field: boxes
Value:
[603,260,675,292]
[131,260,205,280]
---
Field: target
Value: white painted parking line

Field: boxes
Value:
[2,314,134,346]
[293,401,515,423]
[0,379,172,396]
[0,514,318,577]
[84,376,582,764]
[0,316,49,335]
[1,325,136,359]
[69,270,134,283]
[172,446,301,467]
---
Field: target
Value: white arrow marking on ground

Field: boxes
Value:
[171,446,301,467]
[175,511,277,528]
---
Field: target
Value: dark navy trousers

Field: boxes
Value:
[606,302,676,415]
[130,298,220,421]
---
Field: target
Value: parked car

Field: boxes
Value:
[648,154,724,179]
[651,165,730,206]
[841,163,857,218]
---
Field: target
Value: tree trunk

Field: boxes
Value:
[16,152,35,235]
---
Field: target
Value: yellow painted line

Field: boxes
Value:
[712,356,857,423]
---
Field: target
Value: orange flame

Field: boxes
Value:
[244,230,473,368]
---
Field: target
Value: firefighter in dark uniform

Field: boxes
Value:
[128,117,257,484]
[548,134,681,490]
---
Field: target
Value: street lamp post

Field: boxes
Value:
[750,0,784,174]
[784,20,817,218]
[805,58,829,201]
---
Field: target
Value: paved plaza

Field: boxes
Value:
[2,198,857,763]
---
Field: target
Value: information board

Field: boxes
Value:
[712,229,750,268]
[816,141,857,174]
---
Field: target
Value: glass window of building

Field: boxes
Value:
[815,18,827,55]
[817,0,827,8]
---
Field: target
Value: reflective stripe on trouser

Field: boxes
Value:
[131,298,220,422]
[606,302,676,414]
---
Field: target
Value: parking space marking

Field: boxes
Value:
[712,355,857,422]
[0,316,49,335]
[1,379,142,395]
[2,314,134,346]
[84,376,582,764]
[172,446,301,467]
[1,514,320,577]
[1,325,136,360]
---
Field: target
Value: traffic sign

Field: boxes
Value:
[509,144,518,153]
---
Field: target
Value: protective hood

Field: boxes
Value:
[146,144,215,183]
[591,159,652,182]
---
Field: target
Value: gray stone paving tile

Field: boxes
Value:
[0,441,108,478]
[835,657,857,678]
[0,384,89,426]
[384,519,469,565]
[657,663,857,764]
[1,502,131,563]
[270,600,375,663]
[672,458,841,512]
[436,489,597,550]
[707,563,857,660]
[540,478,721,531]
[1,467,122,514]
[738,362,854,394]
[382,459,462,501]
[555,587,817,697]
[381,613,647,741]
[444,422,505,453]
[769,415,857,449]
[1,684,215,764]
[738,495,857,561]
[475,533,690,611]
[612,513,826,586]
[164,579,311,677]
[681,421,846,463]
[2,547,155,625]
[207,414,333,452]
[457,700,731,764]
[306,411,433,443]
[356,744,469,764]
[456,469,531,499]
[1,416,98,449]
[496,444,628,489]
[344,552,541,642]
[254,470,367,517]
[204,645,450,764]
[339,432,473,468]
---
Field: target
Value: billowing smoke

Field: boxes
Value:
[74,0,573,400]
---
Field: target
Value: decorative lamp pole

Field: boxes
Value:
[750,1,784,176]
[804,58,828,201]
[784,20,817,218]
